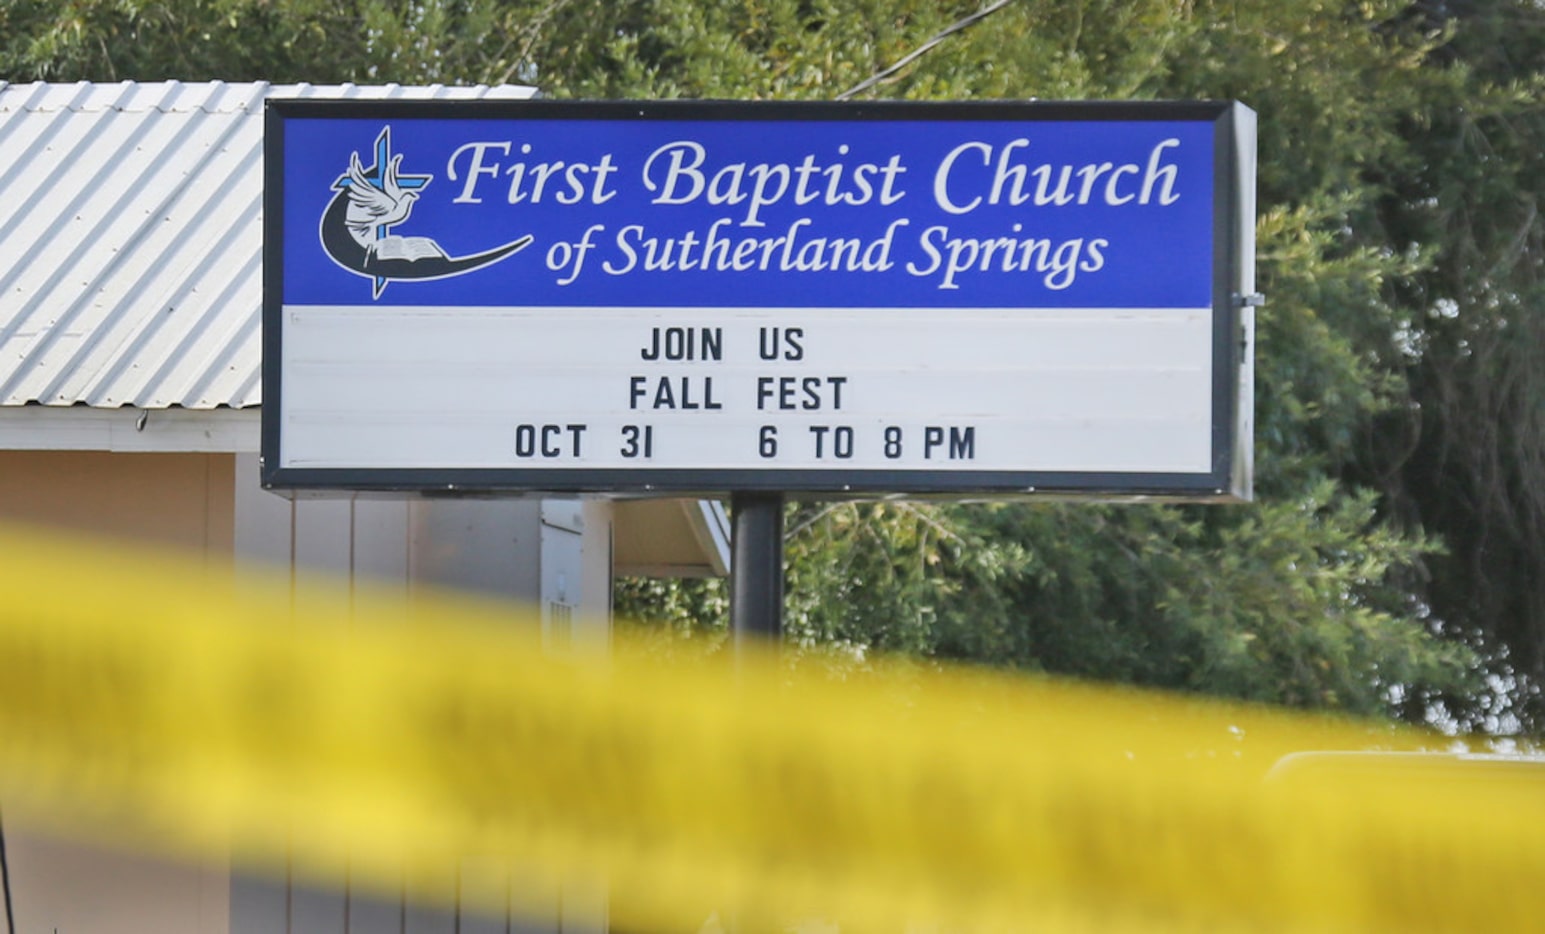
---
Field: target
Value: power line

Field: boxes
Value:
[836,0,1018,101]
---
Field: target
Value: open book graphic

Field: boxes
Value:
[368,235,448,262]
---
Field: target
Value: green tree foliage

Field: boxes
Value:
[5,0,1541,730]
[591,0,1508,728]
[1359,0,1545,731]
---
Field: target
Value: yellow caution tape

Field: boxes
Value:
[0,520,1542,932]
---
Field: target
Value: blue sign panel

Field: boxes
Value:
[280,113,1213,309]
[264,101,1254,498]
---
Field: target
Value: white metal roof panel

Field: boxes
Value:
[0,80,536,409]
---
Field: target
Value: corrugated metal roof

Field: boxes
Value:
[0,80,536,409]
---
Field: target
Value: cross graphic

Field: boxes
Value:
[332,126,431,296]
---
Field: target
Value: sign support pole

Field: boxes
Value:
[729,491,785,643]
[725,489,783,934]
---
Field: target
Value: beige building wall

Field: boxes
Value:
[228,453,610,934]
[0,449,235,934]
[0,450,234,557]
[0,446,719,933]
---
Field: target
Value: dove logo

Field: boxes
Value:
[320,126,532,298]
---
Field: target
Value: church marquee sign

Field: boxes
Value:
[263,99,1255,499]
